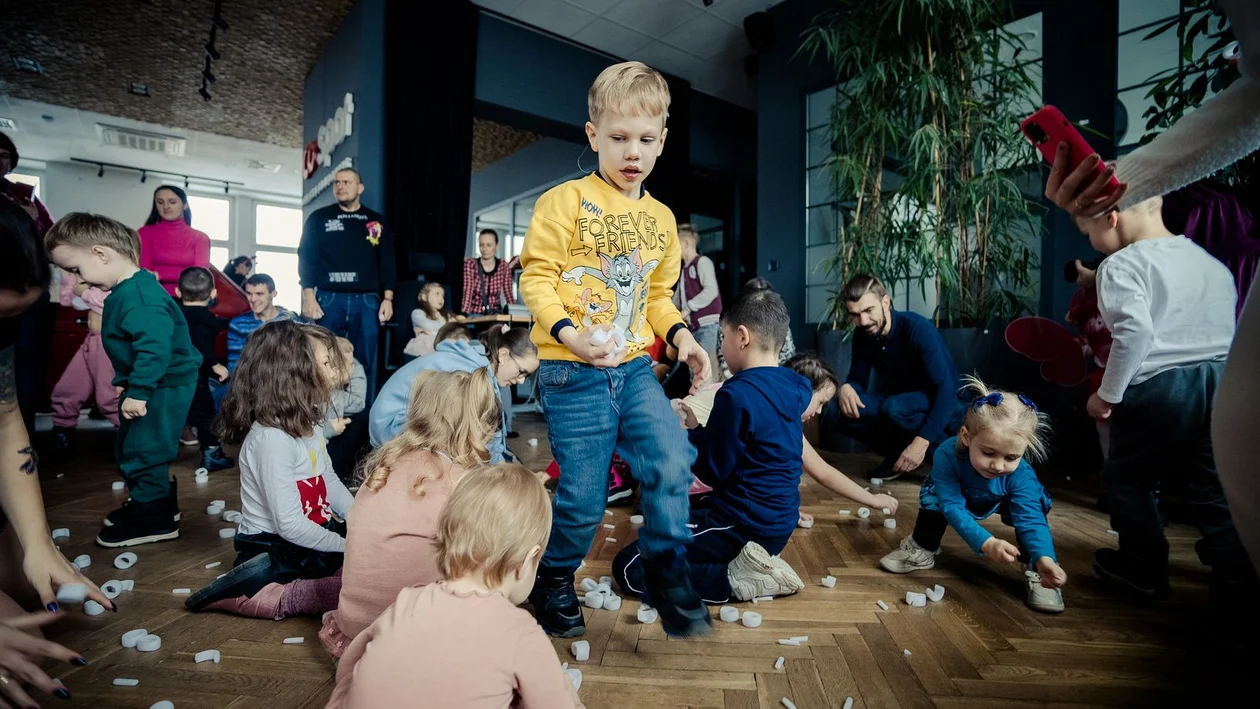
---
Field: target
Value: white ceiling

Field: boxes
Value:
[0,96,301,198]
[473,0,786,108]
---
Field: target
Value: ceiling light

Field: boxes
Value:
[128,81,151,97]
[12,56,43,74]
[202,66,216,84]
[97,164,104,178]
[702,0,714,6]
[141,171,147,183]
[199,84,212,101]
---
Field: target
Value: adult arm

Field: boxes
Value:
[844,341,871,393]
[460,259,477,315]
[515,626,587,709]
[1094,261,1155,404]
[928,447,994,556]
[298,213,319,290]
[1005,466,1056,563]
[685,257,721,311]
[911,322,961,443]
[117,304,175,401]
[378,219,397,296]
[1216,288,1260,569]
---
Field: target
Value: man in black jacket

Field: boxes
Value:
[298,168,396,403]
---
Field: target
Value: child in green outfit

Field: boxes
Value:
[45,213,201,547]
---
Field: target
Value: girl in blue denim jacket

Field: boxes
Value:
[879,377,1068,613]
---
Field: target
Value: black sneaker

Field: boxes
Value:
[104,478,180,527]
[1093,548,1170,600]
[528,569,586,638]
[201,446,235,472]
[52,426,74,452]
[643,550,712,638]
[96,497,179,547]
[868,455,902,482]
[186,553,274,612]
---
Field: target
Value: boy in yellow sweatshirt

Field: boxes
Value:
[520,61,712,638]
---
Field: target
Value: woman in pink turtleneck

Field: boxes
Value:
[137,186,210,296]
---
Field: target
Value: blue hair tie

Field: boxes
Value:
[972,392,1039,412]
[1017,393,1039,412]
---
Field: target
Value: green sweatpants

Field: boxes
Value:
[115,382,196,503]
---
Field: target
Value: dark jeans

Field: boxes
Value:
[316,290,380,406]
[613,507,790,604]
[1104,361,1249,572]
[232,519,345,592]
[327,410,370,484]
[822,390,963,458]
[188,376,220,450]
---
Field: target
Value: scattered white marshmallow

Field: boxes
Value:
[205,561,222,569]
[606,537,617,543]
[925,584,945,603]
[172,588,191,595]
[120,579,135,591]
[881,507,892,515]
[755,595,773,603]
[206,503,225,515]
[798,518,813,529]
[603,595,622,611]
[121,629,149,648]
[580,578,598,592]
[51,528,70,540]
[217,573,226,579]
[741,611,762,628]
[112,678,139,687]
[114,552,138,570]
[630,515,644,525]
[637,605,658,624]
[782,698,798,709]
[883,519,897,529]
[778,639,800,646]
[603,523,615,530]
[876,600,889,611]
[583,593,605,610]
[905,591,927,607]
[839,510,851,516]
[194,467,208,477]
[72,554,91,570]
[565,668,582,691]
[55,583,88,604]
[790,636,809,642]
[528,438,538,447]
[844,698,854,709]
[857,507,870,519]
[137,634,162,652]
[719,605,739,622]
[774,656,785,670]
[599,576,612,585]
[194,649,221,664]
[594,582,611,595]
[222,510,243,523]
[218,528,236,539]
[150,702,175,709]
[570,640,590,662]
[283,637,304,644]
[604,509,613,517]
[1107,529,1119,536]
[84,600,106,616]
[871,477,884,487]
[904,648,912,656]
[111,481,126,491]
[211,499,226,507]
[821,576,837,588]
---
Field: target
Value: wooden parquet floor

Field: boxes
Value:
[32,413,1247,708]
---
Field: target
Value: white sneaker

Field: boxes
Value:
[727,542,805,601]
[879,536,937,573]
[1024,570,1065,613]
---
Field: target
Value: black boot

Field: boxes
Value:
[96,496,179,547]
[104,478,180,527]
[201,446,235,472]
[1093,548,1170,600]
[643,550,712,638]
[528,568,585,638]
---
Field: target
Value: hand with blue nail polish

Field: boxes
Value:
[0,611,85,705]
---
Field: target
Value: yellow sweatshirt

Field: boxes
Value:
[520,173,686,363]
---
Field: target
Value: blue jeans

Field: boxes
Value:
[538,356,692,572]
[316,291,380,405]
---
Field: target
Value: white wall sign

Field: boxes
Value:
[316,93,355,169]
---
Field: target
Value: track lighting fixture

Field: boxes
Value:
[141,171,147,183]
[97,164,104,178]
[199,84,212,101]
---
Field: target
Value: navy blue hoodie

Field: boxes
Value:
[695,366,813,540]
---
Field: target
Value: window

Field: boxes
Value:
[255,204,303,248]
[210,247,230,271]
[253,204,304,312]
[187,195,230,242]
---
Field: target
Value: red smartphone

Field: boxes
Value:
[7,181,34,205]
[1021,105,1120,200]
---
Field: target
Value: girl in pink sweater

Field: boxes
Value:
[319,368,502,656]
[138,186,210,296]
[328,463,584,709]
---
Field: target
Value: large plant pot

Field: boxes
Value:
[939,326,1013,389]
[814,327,853,382]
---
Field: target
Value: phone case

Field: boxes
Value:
[1021,105,1120,200]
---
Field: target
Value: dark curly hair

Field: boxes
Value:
[215,320,344,444]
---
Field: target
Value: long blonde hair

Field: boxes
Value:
[435,463,552,587]
[359,369,502,495]
[958,375,1051,464]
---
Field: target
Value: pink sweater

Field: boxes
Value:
[137,219,211,296]
[321,451,462,656]
[328,583,584,709]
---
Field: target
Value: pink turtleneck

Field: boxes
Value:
[137,219,211,296]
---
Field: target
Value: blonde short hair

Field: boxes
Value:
[359,369,501,494]
[435,463,552,587]
[588,61,671,125]
[677,223,698,244]
[44,212,141,264]
[958,375,1051,464]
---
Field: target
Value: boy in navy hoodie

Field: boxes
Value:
[613,288,811,603]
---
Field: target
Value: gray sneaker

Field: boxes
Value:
[1025,569,1065,613]
[880,536,937,573]
[727,542,805,601]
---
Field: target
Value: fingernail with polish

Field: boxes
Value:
[71,656,88,666]
[54,688,71,699]
[46,602,59,612]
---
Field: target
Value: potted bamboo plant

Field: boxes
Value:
[802,0,1045,382]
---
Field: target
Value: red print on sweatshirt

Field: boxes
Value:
[297,476,332,524]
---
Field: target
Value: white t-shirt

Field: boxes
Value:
[1096,236,1236,403]
[237,424,355,553]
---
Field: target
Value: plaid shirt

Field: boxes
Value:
[461,257,518,314]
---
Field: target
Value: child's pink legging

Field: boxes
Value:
[51,332,119,428]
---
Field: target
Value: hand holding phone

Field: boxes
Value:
[1022,105,1126,215]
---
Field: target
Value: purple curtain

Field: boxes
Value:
[1163,182,1258,319]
